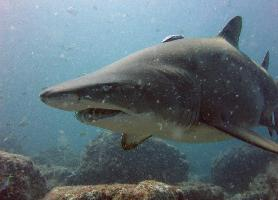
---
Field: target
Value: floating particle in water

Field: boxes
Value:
[157,122,163,130]
[18,116,29,127]
[57,130,69,147]
[79,132,88,137]
[66,6,78,16]
[103,129,113,134]
[62,43,76,51]
[10,25,15,31]
[137,79,142,85]
[59,53,65,59]
[122,13,128,18]
[155,28,161,33]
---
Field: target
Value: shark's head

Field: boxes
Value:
[40,47,198,134]
[40,69,146,130]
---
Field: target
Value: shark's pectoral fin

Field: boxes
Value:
[121,133,152,150]
[212,123,278,154]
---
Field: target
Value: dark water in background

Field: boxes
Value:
[0,0,278,177]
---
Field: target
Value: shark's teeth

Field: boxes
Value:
[76,108,124,122]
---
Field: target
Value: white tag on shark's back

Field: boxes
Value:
[161,35,184,43]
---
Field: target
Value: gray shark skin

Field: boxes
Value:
[40,16,278,153]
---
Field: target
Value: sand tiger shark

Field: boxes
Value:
[40,16,278,153]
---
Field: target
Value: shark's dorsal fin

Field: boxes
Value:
[218,16,242,48]
[261,51,270,70]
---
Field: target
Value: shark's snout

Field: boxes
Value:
[40,86,80,111]
[39,90,50,103]
[40,88,62,102]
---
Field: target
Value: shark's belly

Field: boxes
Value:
[153,121,231,143]
[166,122,231,143]
[93,112,230,143]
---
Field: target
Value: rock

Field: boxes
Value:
[228,174,270,200]
[32,144,80,189]
[37,164,74,189]
[211,145,277,192]
[178,182,224,200]
[0,132,25,154]
[265,160,278,198]
[248,173,269,195]
[67,133,189,185]
[228,191,269,200]
[0,150,47,200]
[32,145,80,168]
[43,180,224,200]
[228,165,277,200]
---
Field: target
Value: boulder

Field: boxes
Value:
[0,150,47,200]
[43,180,224,200]
[32,145,80,168]
[247,173,269,197]
[67,133,189,185]
[228,174,270,200]
[228,191,269,200]
[37,164,74,189]
[265,160,278,198]
[0,132,24,154]
[227,165,278,200]
[211,145,277,192]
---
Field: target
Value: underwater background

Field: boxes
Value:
[0,0,278,199]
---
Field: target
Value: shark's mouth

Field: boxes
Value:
[76,108,125,122]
